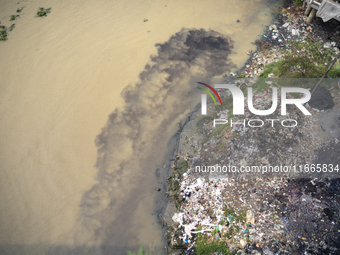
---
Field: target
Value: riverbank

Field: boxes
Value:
[236,2,340,79]
[164,1,340,254]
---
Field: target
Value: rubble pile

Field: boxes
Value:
[167,174,287,252]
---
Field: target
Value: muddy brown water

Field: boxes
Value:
[0,0,280,254]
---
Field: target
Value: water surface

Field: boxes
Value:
[0,0,277,254]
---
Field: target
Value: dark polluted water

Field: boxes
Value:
[73,29,236,255]
[51,2,283,254]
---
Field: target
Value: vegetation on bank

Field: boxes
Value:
[167,159,189,208]
[194,235,236,255]
[195,237,241,255]
[258,39,340,79]
[295,0,304,6]
[191,205,250,254]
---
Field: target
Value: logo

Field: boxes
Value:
[196,82,223,115]
[198,83,311,116]
[197,82,312,128]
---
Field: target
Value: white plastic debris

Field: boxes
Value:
[172,213,184,226]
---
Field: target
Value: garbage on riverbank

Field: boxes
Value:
[233,3,340,80]
[166,138,340,254]
[165,3,340,254]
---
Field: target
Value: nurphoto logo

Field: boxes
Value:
[196,82,312,128]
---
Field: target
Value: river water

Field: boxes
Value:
[0,0,279,254]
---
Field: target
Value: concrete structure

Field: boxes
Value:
[304,0,340,23]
